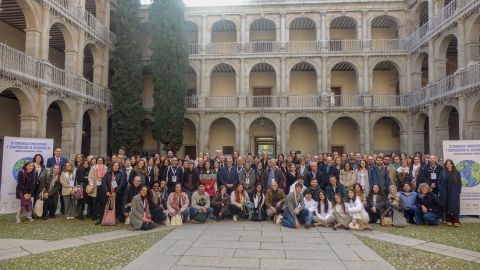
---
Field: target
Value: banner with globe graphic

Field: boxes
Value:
[0,137,54,214]
[443,140,480,215]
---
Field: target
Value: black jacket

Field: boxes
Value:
[415,191,443,215]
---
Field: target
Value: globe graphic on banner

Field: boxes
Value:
[12,157,33,181]
[456,160,480,187]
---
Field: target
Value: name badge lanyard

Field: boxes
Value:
[430,165,437,180]
[170,166,178,182]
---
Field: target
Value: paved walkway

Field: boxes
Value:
[353,230,480,263]
[125,221,393,270]
[0,226,171,261]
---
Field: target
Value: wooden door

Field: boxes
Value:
[331,146,345,155]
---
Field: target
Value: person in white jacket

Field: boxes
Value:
[303,191,317,228]
[345,189,371,230]
[313,191,335,227]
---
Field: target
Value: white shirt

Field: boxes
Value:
[304,198,317,213]
[289,181,307,194]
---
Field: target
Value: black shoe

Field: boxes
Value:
[78,216,85,221]
[50,215,57,218]
[42,216,48,220]
[94,219,101,225]
[332,226,337,231]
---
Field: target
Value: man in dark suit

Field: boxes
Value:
[261,159,284,190]
[46,148,68,171]
[305,162,324,189]
[46,147,68,215]
[217,157,239,194]
[164,157,184,193]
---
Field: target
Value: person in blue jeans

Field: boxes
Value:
[415,183,443,225]
[189,183,213,221]
[399,182,422,225]
[281,183,307,229]
[303,191,317,228]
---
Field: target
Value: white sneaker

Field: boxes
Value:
[233,215,238,222]
[15,219,20,224]
[276,215,283,225]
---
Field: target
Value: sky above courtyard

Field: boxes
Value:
[140,0,244,6]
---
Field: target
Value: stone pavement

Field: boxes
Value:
[353,230,480,264]
[124,221,393,270]
[0,226,171,261]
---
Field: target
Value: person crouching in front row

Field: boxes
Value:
[130,186,154,230]
[281,183,308,229]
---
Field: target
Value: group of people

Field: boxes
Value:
[15,147,463,231]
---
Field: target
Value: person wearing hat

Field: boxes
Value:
[183,160,199,200]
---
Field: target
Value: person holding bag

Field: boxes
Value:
[88,157,108,224]
[101,162,122,226]
[60,162,77,219]
[75,160,90,220]
[167,183,190,224]
[130,186,155,230]
[37,164,62,220]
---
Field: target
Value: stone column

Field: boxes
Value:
[406,55,412,93]
[73,101,84,155]
[199,113,206,152]
[201,15,207,53]
[466,41,480,66]
[321,57,327,94]
[434,58,447,80]
[90,115,101,156]
[280,13,286,43]
[239,112,245,155]
[99,108,108,156]
[457,18,466,70]
[20,115,39,138]
[321,12,327,51]
[199,59,207,108]
[322,111,328,153]
[364,111,371,154]
[428,41,435,83]
[428,0,435,20]
[240,14,246,51]
[361,10,368,50]
[363,56,369,94]
[25,28,42,57]
[61,122,76,160]
[93,64,104,85]
[407,113,414,154]
[64,51,78,74]
[428,106,436,155]
[280,112,287,155]
[280,57,287,106]
[39,4,50,60]
[459,97,466,140]
[36,88,49,137]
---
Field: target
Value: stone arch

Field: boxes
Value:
[286,15,318,29]
[329,16,358,40]
[468,95,480,122]
[208,117,238,154]
[181,117,198,158]
[48,20,77,52]
[0,81,36,116]
[288,116,318,155]
[209,63,238,97]
[288,61,319,96]
[288,17,317,41]
[328,59,360,74]
[247,60,280,76]
[413,51,430,88]
[249,18,277,42]
[329,60,360,96]
[370,114,404,132]
[412,112,430,153]
[248,116,278,156]
[207,61,238,77]
[414,1,429,27]
[371,59,403,96]
[82,42,102,83]
[46,98,74,123]
[210,19,238,43]
[15,0,39,29]
[249,62,278,97]
[372,116,403,154]
[330,116,361,153]
[287,59,320,75]
[437,104,460,127]
[370,58,403,76]
[370,15,400,39]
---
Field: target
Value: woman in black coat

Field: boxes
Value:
[15,161,37,223]
[147,181,167,223]
[103,162,126,222]
[440,159,462,226]
[122,175,143,221]
[75,160,90,220]
[415,183,443,225]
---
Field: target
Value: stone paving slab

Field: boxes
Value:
[163,240,195,256]
[22,238,90,254]
[348,244,385,261]
[259,258,346,270]
[240,235,282,243]
[234,249,286,259]
[198,234,241,241]
[260,242,331,251]
[323,233,363,245]
[184,247,236,257]
[193,240,261,249]
[176,256,260,269]
[285,250,339,260]
[352,230,426,246]
[0,249,31,260]
[0,239,46,250]
[342,261,395,270]
[125,255,180,270]
[330,244,363,261]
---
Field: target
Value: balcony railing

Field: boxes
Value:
[0,42,111,106]
[206,96,239,108]
[371,95,403,107]
[330,95,363,107]
[288,96,320,107]
[41,0,111,45]
[185,96,198,108]
[406,63,480,108]
[143,97,154,110]
[246,96,280,107]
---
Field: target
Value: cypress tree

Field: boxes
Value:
[149,0,189,152]
[111,0,144,155]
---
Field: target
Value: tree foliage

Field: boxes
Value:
[111,0,144,155]
[149,0,189,152]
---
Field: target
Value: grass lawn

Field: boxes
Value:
[0,214,128,241]
[372,223,480,253]
[0,229,171,270]
[357,235,480,270]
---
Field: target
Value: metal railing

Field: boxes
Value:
[246,96,280,107]
[406,63,480,108]
[143,97,154,110]
[371,95,403,107]
[41,0,111,45]
[287,96,320,107]
[330,95,363,107]
[206,96,239,108]
[0,42,111,106]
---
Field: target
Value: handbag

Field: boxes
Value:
[86,185,94,195]
[393,210,408,227]
[33,193,44,218]
[125,216,130,225]
[101,197,116,226]
[381,216,393,227]
[71,185,84,200]
[170,214,183,226]
[192,212,207,223]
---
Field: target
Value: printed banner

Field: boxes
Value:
[0,137,54,214]
[443,140,480,215]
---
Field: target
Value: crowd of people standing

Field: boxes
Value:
[15,147,463,230]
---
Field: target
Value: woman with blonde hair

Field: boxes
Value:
[60,162,77,219]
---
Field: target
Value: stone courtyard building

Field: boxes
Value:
[1,0,479,158]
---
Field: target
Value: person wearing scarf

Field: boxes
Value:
[88,157,108,224]
[37,164,62,220]
[130,186,154,230]
[183,160,199,199]
[167,183,190,222]
[122,176,143,221]
[211,185,231,220]
[15,161,37,224]
[60,162,77,219]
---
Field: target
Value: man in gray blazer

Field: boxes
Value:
[281,183,307,229]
